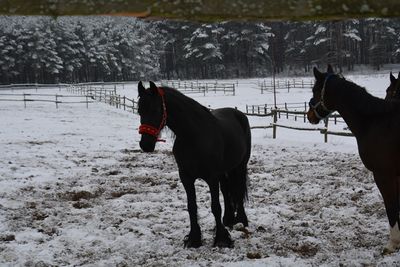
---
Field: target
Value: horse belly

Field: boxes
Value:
[173,140,224,178]
[357,137,397,173]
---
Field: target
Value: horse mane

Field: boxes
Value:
[332,76,400,115]
[162,86,214,115]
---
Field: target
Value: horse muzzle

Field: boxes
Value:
[307,109,321,124]
[139,136,156,152]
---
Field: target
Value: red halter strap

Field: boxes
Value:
[138,87,167,142]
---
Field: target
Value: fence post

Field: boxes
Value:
[86,96,89,108]
[324,118,329,143]
[55,94,58,109]
[273,109,277,139]
[123,96,126,111]
[23,93,26,108]
[285,103,288,119]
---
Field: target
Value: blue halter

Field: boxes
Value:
[309,74,335,120]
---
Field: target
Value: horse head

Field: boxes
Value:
[385,72,400,100]
[137,81,167,152]
[307,65,336,124]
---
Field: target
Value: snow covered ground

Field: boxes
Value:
[1,76,400,266]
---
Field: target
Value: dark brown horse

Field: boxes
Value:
[308,65,400,254]
[137,81,251,248]
[385,72,400,100]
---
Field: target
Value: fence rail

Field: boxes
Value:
[247,108,353,142]
[161,80,236,96]
[256,78,314,94]
[68,84,138,113]
[0,92,94,108]
[0,83,69,91]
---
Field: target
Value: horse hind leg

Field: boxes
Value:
[373,172,400,254]
[207,177,233,248]
[220,173,235,228]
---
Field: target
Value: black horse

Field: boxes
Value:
[385,72,400,100]
[137,81,251,248]
[307,65,400,254]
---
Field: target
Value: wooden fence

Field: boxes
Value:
[256,79,314,94]
[246,108,353,143]
[0,83,68,91]
[161,80,236,96]
[67,83,352,143]
[246,102,308,116]
[0,81,353,143]
[68,84,138,113]
[0,92,94,108]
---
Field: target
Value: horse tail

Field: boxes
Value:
[230,111,251,207]
[229,158,249,204]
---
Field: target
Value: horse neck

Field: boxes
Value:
[164,89,215,138]
[327,78,382,137]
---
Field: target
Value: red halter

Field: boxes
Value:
[138,87,167,142]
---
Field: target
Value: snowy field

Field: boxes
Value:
[1,75,400,266]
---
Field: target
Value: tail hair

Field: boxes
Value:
[229,163,249,207]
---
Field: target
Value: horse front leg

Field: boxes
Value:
[180,170,202,248]
[207,177,233,248]
[373,172,400,254]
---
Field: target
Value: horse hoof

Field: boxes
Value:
[213,230,234,248]
[383,245,397,255]
[223,216,235,228]
[214,238,234,248]
[382,239,400,255]
[383,247,395,255]
[183,235,202,248]
[234,215,249,227]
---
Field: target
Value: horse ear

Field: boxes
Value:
[149,81,158,94]
[138,81,145,97]
[313,67,324,80]
[390,72,396,83]
[327,64,334,74]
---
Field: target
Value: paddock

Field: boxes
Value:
[0,75,399,266]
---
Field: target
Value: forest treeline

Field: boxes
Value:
[0,16,399,84]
